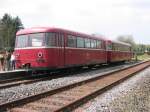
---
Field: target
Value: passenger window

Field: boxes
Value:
[85,38,91,48]
[96,40,101,49]
[77,37,84,48]
[91,39,96,48]
[113,43,117,51]
[91,39,94,48]
[46,33,56,47]
[92,40,97,48]
[67,35,76,47]
[107,43,112,50]
[112,44,114,50]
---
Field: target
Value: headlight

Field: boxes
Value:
[37,52,43,58]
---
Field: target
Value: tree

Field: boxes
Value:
[116,35,136,51]
[117,35,135,46]
[0,22,2,49]
[0,13,24,50]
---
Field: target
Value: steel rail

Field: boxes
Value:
[0,60,149,112]
[0,76,51,89]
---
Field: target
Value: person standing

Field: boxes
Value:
[0,51,5,71]
[10,52,15,70]
[5,51,11,71]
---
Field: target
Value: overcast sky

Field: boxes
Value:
[0,0,150,44]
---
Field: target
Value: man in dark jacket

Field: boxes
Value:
[0,51,4,71]
[5,51,11,71]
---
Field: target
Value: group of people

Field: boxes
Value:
[0,50,15,71]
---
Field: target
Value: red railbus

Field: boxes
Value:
[15,27,107,70]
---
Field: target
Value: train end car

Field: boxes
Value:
[106,39,133,63]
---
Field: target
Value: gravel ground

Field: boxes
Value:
[74,67,150,112]
[0,63,136,105]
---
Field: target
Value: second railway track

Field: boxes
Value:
[0,60,150,112]
[0,61,135,90]
[0,75,53,90]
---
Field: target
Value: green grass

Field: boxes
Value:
[136,53,150,61]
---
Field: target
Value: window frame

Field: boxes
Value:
[85,38,91,48]
[16,35,29,48]
[45,32,57,47]
[96,40,102,49]
[67,35,77,48]
[77,37,85,48]
[55,33,64,47]
[28,33,45,47]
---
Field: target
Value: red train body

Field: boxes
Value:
[14,27,132,70]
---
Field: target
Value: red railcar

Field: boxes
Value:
[15,27,107,70]
[106,40,133,63]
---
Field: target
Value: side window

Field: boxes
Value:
[119,44,122,51]
[124,46,129,51]
[113,43,116,51]
[96,40,101,49]
[115,44,118,51]
[130,46,132,51]
[91,39,94,48]
[90,39,96,48]
[117,44,119,51]
[85,38,91,48]
[93,40,97,48]
[107,43,112,50]
[119,44,121,51]
[112,43,114,50]
[67,35,76,47]
[77,37,84,48]
[129,46,131,51]
[46,33,56,47]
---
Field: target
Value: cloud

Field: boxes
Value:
[0,0,150,44]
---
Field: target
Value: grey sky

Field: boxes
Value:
[0,0,150,44]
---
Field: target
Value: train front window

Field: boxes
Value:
[16,33,45,48]
[16,35,28,48]
[29,33,45,47]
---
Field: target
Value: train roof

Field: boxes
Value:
[107,39,131,46]
[16,27,106,40]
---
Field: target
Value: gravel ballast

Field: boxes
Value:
[0,63,136,105]
[74,67,150,112]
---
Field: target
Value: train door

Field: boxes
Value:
[56,33,65,68]
[106,41,112,63]
[64,34,78,67]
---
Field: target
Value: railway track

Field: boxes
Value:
[0,75,53,90]
[0,60,149,112]
[0,70,76,90]
[0,68,92,90]
[0,61,135,90]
